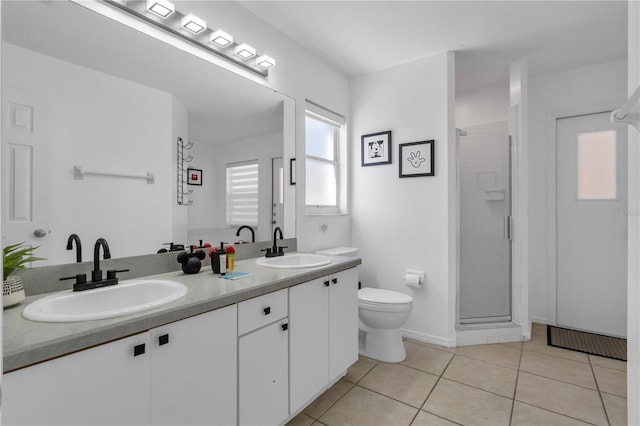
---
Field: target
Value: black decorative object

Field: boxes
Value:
[361,130,392,166]
[399,140,435,177]
[177,248,205,274]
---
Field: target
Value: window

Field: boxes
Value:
[305,102,346,214]
[577,130,616,200]
[226,161,259,226]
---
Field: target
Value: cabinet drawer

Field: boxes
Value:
[238,288,288,335]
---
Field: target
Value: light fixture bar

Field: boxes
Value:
[102,0,270,77]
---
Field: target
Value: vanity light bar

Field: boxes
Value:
[234,43,256,60]
[181,13,206,34]
[210,29,233,48]
[146,0,174,19]
[103,0,274,76]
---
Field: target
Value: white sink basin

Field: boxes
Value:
[23,279,187,322]
[256,253,332,269]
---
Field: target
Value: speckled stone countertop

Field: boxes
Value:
[3,254,361,372]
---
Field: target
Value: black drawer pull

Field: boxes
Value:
[332,278,338,285]
[159,334,169,346]
[264,306,271,315]
[281,323,289,331]
[134,343,146,357]
[324,280,330,287]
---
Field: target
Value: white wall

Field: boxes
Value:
[186,130,282,245]
[626,0,639,422]
[350,52,457,346]
[456,83,509,129]
[3,43,175,264]
[526,59,628,324]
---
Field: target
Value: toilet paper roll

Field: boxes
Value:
[403,273,422,288]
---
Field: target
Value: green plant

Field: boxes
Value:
[3,242,44,281]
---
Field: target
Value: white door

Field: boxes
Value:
[556,111,628,337]
[1,85,50,260]
[272,157,284,234]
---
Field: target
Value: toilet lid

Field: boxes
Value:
[358,287,413,304]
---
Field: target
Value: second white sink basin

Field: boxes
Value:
[256,253,332,269]
[23,279,187,322]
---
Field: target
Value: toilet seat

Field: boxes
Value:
[358,288,413,312]
[358,288,413,304]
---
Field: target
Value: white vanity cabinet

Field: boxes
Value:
[237,289,289,426]
[3,332,151,426]
[289,267,359,413]
[2,305,238,426]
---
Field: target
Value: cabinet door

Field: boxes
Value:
[329,268,359,380]
[150,305,237,426]
[3,333,150,426]
[239,319,289,426]
[289,277,329,412]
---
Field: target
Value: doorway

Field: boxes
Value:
[458,131,512,323]
[556,111,628,337]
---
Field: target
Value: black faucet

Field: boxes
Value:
[236,225,256,243]
[66,234,82,263]
[92,238,111,282]
[263,227,286,258]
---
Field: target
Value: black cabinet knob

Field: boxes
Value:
[324,280,330,287]
[281,323,289,331]
[134,343,146,357]
[159,334,169,346]
[264,306,271,315]
[332,278,338,285]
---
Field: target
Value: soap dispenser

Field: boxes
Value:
[211,243,227,275]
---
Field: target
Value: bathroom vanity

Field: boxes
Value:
[2,255,360,426]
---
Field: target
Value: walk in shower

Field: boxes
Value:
[458,130,512,324]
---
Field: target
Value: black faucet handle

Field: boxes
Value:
[261,248,272,256]
[278,246,288,253]
[60,273,87,284]
[107,269,130,280]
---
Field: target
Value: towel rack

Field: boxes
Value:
[611,86,640,131]
[74,165,154,183]
[177,137,193,206]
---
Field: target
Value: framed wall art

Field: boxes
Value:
[399,140,434,177]
[361,130,392,166]
[187,168,203,185]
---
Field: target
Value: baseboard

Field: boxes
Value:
[401,328,456,348]
[455,322,524,346]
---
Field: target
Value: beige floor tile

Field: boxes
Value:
[515,372,607,426]
[359,363,438,408]
[593,365,627,397]
[501,341,524,350]
[511,401,591,426]
[455,343,521,370]
[401,341,454,376]
[520,351,596,389]
[319,385,418,426]
[589,354,627,372]
[343,356,378,384]
[523,339,590,363]
[601,393,628,426]
[412,410,458,425]
[287,412,316,426]
[443,355,517,398]
[304,380,354,419]
[423,379,512,426]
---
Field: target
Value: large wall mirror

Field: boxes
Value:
[1,1,295,266]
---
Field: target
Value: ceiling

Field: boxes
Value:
[238,0,628,93]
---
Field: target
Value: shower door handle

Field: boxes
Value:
[504,216,513,240]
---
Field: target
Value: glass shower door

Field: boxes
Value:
[458,132,512,323]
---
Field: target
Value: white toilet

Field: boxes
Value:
[358,287,413,362]
[315,247,414,363]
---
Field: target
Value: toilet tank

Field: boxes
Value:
[315,247,359,257]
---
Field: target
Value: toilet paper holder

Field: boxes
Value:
[403,270,425,288]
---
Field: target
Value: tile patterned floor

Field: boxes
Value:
[287,323,628,426]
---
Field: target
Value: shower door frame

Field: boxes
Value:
[456,131,513,325]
